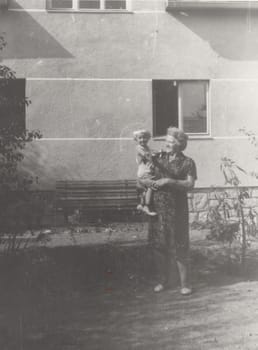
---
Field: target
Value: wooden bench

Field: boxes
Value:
[56,180,139,222]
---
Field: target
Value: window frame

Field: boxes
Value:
[152,79,210,139]
[46,0,131,12]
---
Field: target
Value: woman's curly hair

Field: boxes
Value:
[167,127,188,151]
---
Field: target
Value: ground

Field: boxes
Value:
[1,223,258,350]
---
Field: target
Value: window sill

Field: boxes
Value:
[153,135,213,141]
[46,9,133,13]
[166,1,258,10]
[188,135,213,140]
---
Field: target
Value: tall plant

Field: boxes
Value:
[197,129,258,269]
[220,158,249,265]
[219,128,258,265]
[0,33,42,243]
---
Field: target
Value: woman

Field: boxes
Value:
[150,127,197,295]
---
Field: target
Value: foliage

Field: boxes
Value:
[0,33,43,249]
[206,130,258,265]
[192,128,258,267]
[204,190,240,244]
[239,127,258,180]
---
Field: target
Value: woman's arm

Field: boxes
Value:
[152,175,195,191]
[167,175,195,191]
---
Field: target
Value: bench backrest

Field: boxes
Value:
[56,180,138,210]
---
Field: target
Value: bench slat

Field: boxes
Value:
[58,202,137,207]
[56,180,136,183]
[57,187,136,193]
[56,181,136,186]
[55,180,139,219]
[57,193,137,197]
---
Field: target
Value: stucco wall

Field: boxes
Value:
[26,80,152,138]
[20,136,257,189]
[1,2,258,189]
[25,79,258,139]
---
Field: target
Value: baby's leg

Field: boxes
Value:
[143,188,157,216]
[137,178,157,215]
[140,191,146,206]
[145,187,153,206]
[136,181,146,209]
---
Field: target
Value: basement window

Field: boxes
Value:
[152,80,209,137]
[47,0,129,11]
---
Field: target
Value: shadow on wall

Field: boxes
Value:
[0,2,73,59]
[20,142,67,190]
[169,9,258,61]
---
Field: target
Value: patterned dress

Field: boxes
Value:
[149,152,197,277]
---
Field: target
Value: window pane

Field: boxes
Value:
[51,0,73,8]
[152,80,178,137]
[181,81,207,133]
[80,0,100,9]
[105,0,126,9]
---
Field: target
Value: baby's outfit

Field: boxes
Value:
[136,145,156,187]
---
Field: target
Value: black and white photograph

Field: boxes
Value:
[0,0,258,349]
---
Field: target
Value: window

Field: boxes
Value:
[0,79,26,134]
[152,80,209,137]
[47,0,128,11]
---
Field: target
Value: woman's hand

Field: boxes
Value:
[152,178,171,190]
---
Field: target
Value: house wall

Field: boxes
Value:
[1,0,258,189]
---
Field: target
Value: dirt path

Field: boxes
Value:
[68,279,258,350]
[3,275,258,350]
[1,226,258,349]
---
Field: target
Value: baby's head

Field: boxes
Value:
[133,129,151,147]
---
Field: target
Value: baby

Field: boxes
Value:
[133,129,158,216]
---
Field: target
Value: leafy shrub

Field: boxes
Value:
[0,34,43,249]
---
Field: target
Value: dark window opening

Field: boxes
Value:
[51,0,73,8]
[79,0,100,9]
[152,80,208,137]
[0,79,26,135]
[105,0,126,9]
[152,80,178,137]
[49,0,127,10]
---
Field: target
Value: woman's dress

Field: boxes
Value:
[149,152,197,265]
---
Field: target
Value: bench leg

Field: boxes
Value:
[63,209,69,225]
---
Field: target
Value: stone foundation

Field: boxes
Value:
[189,186,258,225]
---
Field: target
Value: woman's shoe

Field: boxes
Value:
[154,284,164,293]
[180,287,192,296]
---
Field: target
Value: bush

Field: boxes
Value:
[0,33,42,249]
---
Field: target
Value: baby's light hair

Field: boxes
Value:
[133,129,151,141]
